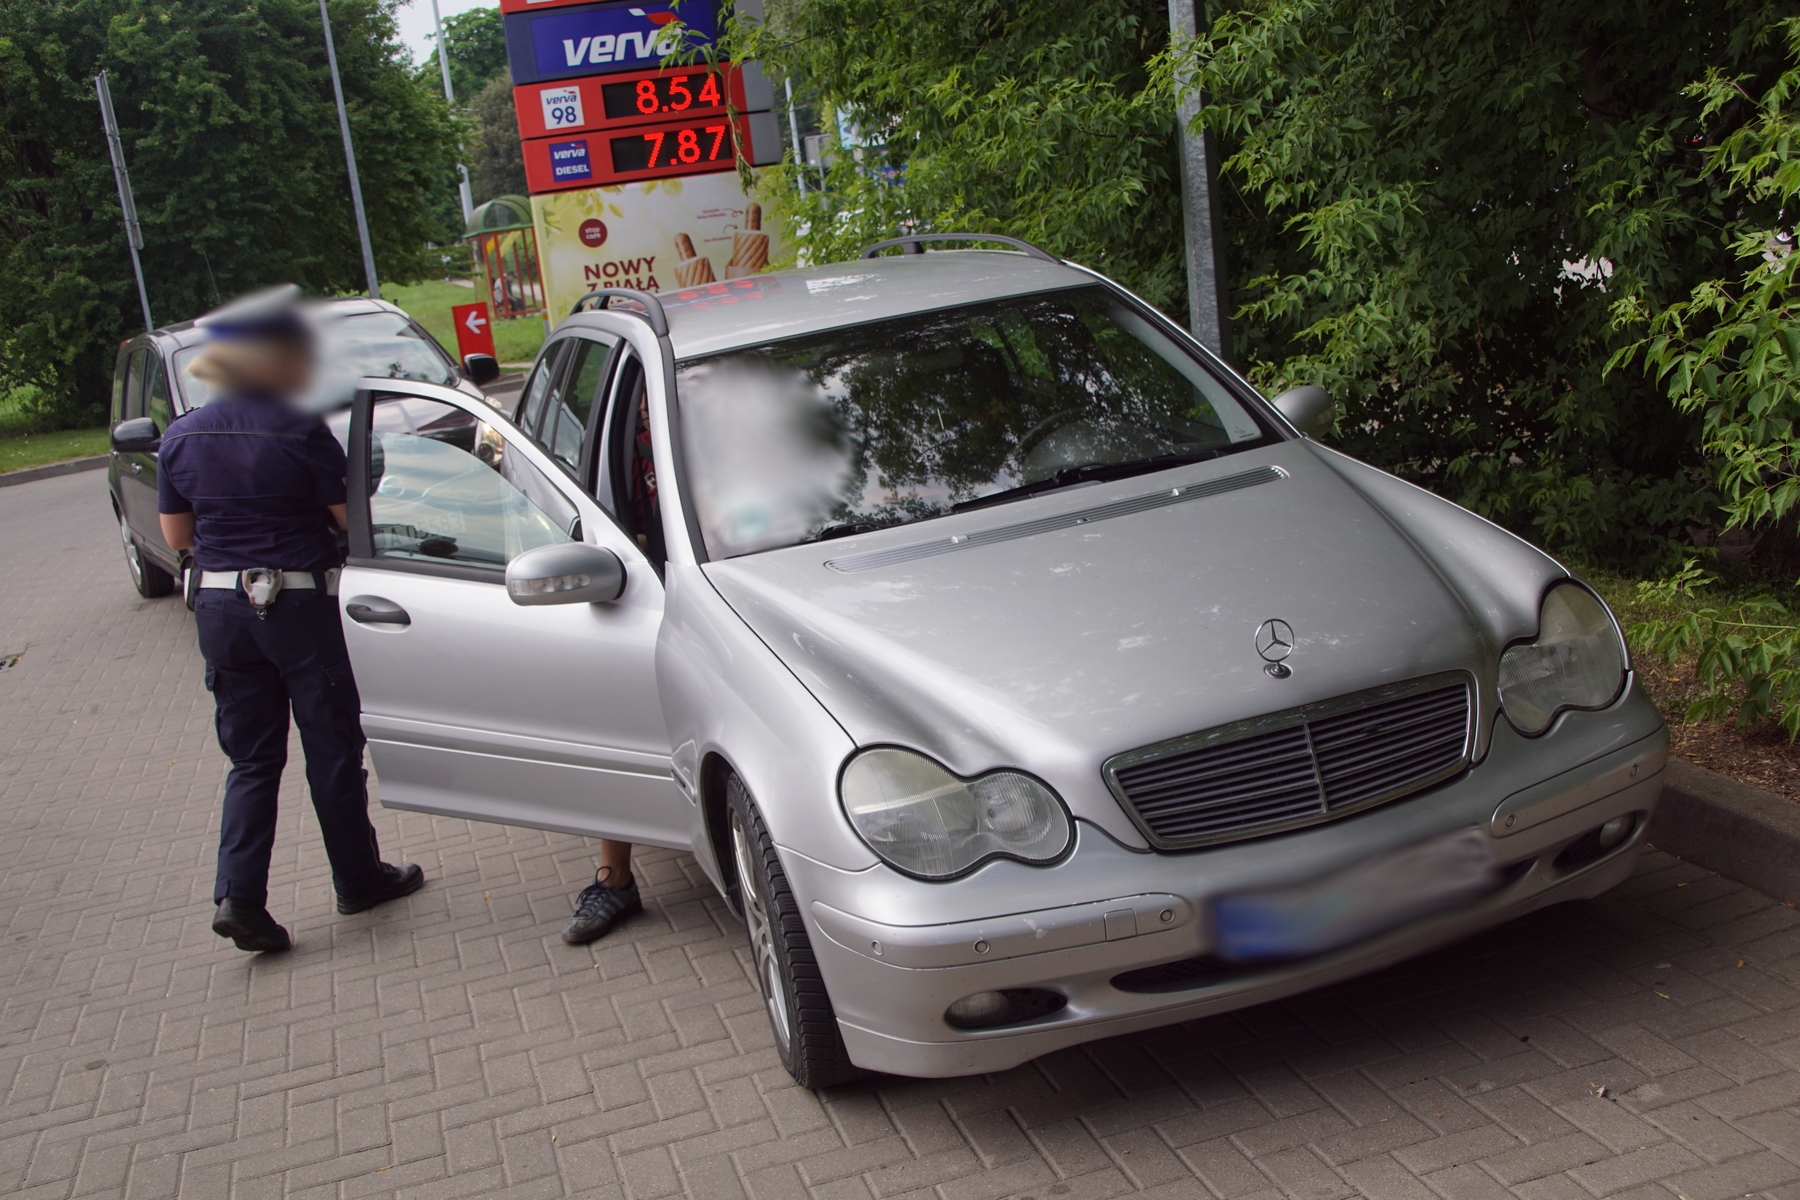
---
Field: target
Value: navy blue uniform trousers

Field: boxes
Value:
[196,587,386,906]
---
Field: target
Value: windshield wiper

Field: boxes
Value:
[801,520,896,544]
[950,450,1225,515]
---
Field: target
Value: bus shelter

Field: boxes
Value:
[465,196,545,319]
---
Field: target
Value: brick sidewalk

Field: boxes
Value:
[7,471,1800,1199]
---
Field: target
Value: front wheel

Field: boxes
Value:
[726,773,858,1089]
[119,511,174,598]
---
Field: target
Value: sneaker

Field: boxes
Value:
[213,898,291,953]
[336,863,426,915]
[562,877,642,945]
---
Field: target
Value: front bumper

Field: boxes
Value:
[786,687,1668,1078]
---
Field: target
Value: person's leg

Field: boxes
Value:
[564,840,642,945]
[195,589,293,952]
[598,840,633,887]
[251,590,414,906]
[195,591,290,908]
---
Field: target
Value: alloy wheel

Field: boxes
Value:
[732,808,792,1055]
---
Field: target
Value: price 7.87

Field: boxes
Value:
[610,122,734,175]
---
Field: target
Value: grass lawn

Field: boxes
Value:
[383,278,546,369]
[0,386,108,473]
[0,428,109,473]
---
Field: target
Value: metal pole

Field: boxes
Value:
[430,0,475,222]
[784,78,806,195]
[94,72,154,332]
[317,0,381,298]
[1168,0,1230,362]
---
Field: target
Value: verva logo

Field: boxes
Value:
[508,1,721,84]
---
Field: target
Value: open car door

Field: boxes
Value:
[335,378,687,849]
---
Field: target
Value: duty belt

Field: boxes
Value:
[196,569,341,595]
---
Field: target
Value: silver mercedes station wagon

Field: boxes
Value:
[334,234,1667,1087]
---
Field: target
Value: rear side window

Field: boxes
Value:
[548,335,618,477]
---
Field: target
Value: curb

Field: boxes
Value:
[0,455,108,489]
[1648,759,1800,905]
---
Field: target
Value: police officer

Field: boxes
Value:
[157,286,424,953]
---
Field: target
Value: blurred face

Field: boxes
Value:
[235,338,316,399]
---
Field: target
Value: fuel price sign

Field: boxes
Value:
[513,63,772,139]
[522,111,781,191]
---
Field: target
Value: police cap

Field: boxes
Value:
[195,284,309,343]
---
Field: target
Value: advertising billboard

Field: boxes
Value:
[530,172,782,318]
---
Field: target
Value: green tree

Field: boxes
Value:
[0,0,461,428]
[432,5,507,102]
[468,74,526,203]
[1159,0,1796,569]
[737,0,1185,310]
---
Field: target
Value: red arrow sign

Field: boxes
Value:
[451,301,497,363]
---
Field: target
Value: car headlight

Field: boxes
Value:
[1498,582,1627,735]
[840,748,1073,879]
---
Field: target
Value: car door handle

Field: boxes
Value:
[129,461,142,474]
[345,598,410,626]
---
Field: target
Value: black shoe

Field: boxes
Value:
[562,877,642,945]
[213,899,291,953]
[336,863,425,915]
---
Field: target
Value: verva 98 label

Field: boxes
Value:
[538,84,584,131]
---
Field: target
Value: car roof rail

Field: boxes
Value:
[859,232,1061,263]
[570,288,669,337]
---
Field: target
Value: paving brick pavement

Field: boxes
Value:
[9,471,1800,1198]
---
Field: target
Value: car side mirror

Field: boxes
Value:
[505,541,626,606]
[1271,385,1335,439]
[462,353,501,387]
[111,416,161,454]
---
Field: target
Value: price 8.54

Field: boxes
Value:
[600,71,725,121]
[609,122,734,174]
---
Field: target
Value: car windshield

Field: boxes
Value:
[674,285,1278,559]
[173,310,457,409]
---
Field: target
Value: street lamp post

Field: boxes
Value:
[1168,0,1231,362]
[317,0,381,299]
[430,0,475,224]
[94,71,153,333]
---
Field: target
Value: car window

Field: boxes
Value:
[674,285,1278,559]
[111,352,129,423]
[517,340,569,441]
[123,350,149,421]
[605,353,664,562]
[549,335,618,477]
[366,395,574,572]
[146,358,174,432]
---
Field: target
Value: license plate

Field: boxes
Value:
[1213,827,1498,962]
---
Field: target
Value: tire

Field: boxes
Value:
[726,773,859,1089]
[119,510,174,598]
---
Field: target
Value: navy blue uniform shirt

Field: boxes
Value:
[157,393,348,572]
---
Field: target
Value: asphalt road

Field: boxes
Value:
[7,468,1800,1199]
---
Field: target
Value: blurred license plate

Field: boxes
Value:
[1214,827,1498,962]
